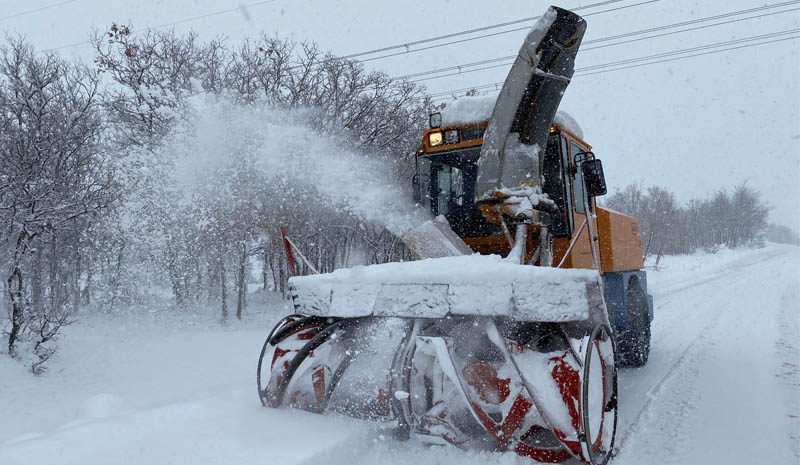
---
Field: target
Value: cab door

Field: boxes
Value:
[557,137,597,270]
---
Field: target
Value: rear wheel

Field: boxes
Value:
[617,283,650,367]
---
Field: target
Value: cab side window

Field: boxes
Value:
[570,141,588,214]
[560,136,574,228]
[542,134,571,237]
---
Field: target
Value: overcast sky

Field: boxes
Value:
[2,0,798,229]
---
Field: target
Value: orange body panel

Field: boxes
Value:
[463,231,541,262]
[553,213,595,270]
[463,235,509,256]
[596,207,643,272]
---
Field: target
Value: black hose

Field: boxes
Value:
[319,348,356,413]
[273,318,356,408]
[258,314,306,406]
[270,316,336,346]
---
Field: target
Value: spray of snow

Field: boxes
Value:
[166,94,429,236]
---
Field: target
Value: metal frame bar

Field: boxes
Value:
[574,152,612,328]
[281,227,320,275]
[485,321,584,461]
[556,217,588,268]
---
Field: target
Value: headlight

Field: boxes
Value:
[445,129,458,144]
[428,131,443,146]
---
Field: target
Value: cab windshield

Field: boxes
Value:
[419,133,573,239]
[427,148,499,237]
[434,163,464,217]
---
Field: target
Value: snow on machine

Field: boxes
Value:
[257,6,653,464]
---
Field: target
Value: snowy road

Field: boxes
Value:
[1,245,798,464]
[614,246,799,465]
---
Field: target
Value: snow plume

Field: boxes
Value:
[166,93,430,236]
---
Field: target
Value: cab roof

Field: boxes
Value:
[435,95,584,140]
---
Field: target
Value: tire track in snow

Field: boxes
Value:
[613,307,722,463]
[614,247,788,456]
[775,285,800,460]
[649,247,785,307]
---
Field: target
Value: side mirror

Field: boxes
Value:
[429,112,442,129]
[583,159,607,197]
[412,174,421,203]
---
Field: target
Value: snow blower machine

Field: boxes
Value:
[257,6,653,464]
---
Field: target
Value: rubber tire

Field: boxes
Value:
[616,284,651,368]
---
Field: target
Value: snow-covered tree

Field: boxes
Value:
[0,39,119,368]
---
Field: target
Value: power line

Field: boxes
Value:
[354,0,663,65]
[429,31,800,97]
[588,0,800,44]
[413,21,800,83]
[0,0,76,22]
[582,6,800,49]
[40,0,627,54]
[576,35,799,77]
[427,34,800,101]
[335,0,626,60]
[38,0,660,73]
[580,28,800,71]
[281,0,658,73]
[42,0,281,52]
[392,2,800,82]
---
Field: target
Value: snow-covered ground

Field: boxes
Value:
[1,244,798,465]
